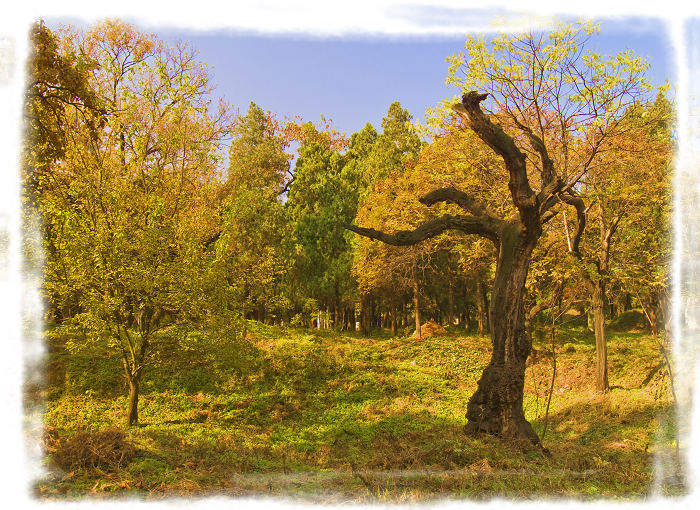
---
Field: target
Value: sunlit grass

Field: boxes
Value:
[32,319,684,501]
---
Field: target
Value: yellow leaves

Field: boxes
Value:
[84,19,157,62]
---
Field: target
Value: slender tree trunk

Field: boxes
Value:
[584,206,619,393]
[644,293,660,336]
[592,281,609,392]
[413,269,421,339]
[624,292,632,312]
[391,305,397,336]
[360,297,369,335]
[448,283,455,326]
[127,375,140,426]
[476,279,488,336]
[465,222,541,445]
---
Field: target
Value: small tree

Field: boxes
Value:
[41,20,232,426]
[564,92,673,391]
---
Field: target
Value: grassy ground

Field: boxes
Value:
[27,316,686,502]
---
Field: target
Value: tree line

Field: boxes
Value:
[24,19,672,442]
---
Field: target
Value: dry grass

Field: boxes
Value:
[46,426,136,472]
[412,319,448,338]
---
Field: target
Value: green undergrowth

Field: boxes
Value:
[31,320,685,502]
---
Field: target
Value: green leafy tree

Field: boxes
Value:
[217,102,293,326]
[22,21,102,201]
[285,121,354,328]
[22,21,105,320]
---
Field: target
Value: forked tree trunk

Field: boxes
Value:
[346,91,555,447]
[465,222,542,445]
[580,209,619,394]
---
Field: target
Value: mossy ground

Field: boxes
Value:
[28,318,686,502]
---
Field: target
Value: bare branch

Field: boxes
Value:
[345,213,501,246]
[419,187,502,224]
[559,192,586,256]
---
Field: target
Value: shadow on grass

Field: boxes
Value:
[532,396,675,465]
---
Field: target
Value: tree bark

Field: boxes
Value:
[448,282,454,326]
[476,278,489,336]
[588,208,620,393]
[127,375,140,426]
[623,292,632,312]
[464,222,541,444]
[360,296,369,335]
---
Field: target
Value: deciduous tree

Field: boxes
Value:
[42,20,232,426]
[347,21,655,446]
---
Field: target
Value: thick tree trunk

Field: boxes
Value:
[465,222,542,445]
[591,281,609,392]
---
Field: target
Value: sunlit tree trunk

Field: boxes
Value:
[591,281,609,392]
[413,264,421,338]
[476,278,489,337]
[126,375,140,427]
[464,222,541,443]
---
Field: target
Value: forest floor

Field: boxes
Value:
[28,313,687,502]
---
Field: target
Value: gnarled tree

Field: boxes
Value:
[347,21,655,445]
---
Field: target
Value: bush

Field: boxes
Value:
[609,310,649,332]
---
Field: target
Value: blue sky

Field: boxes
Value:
[43,13,676,138]
[149,16,676,137]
